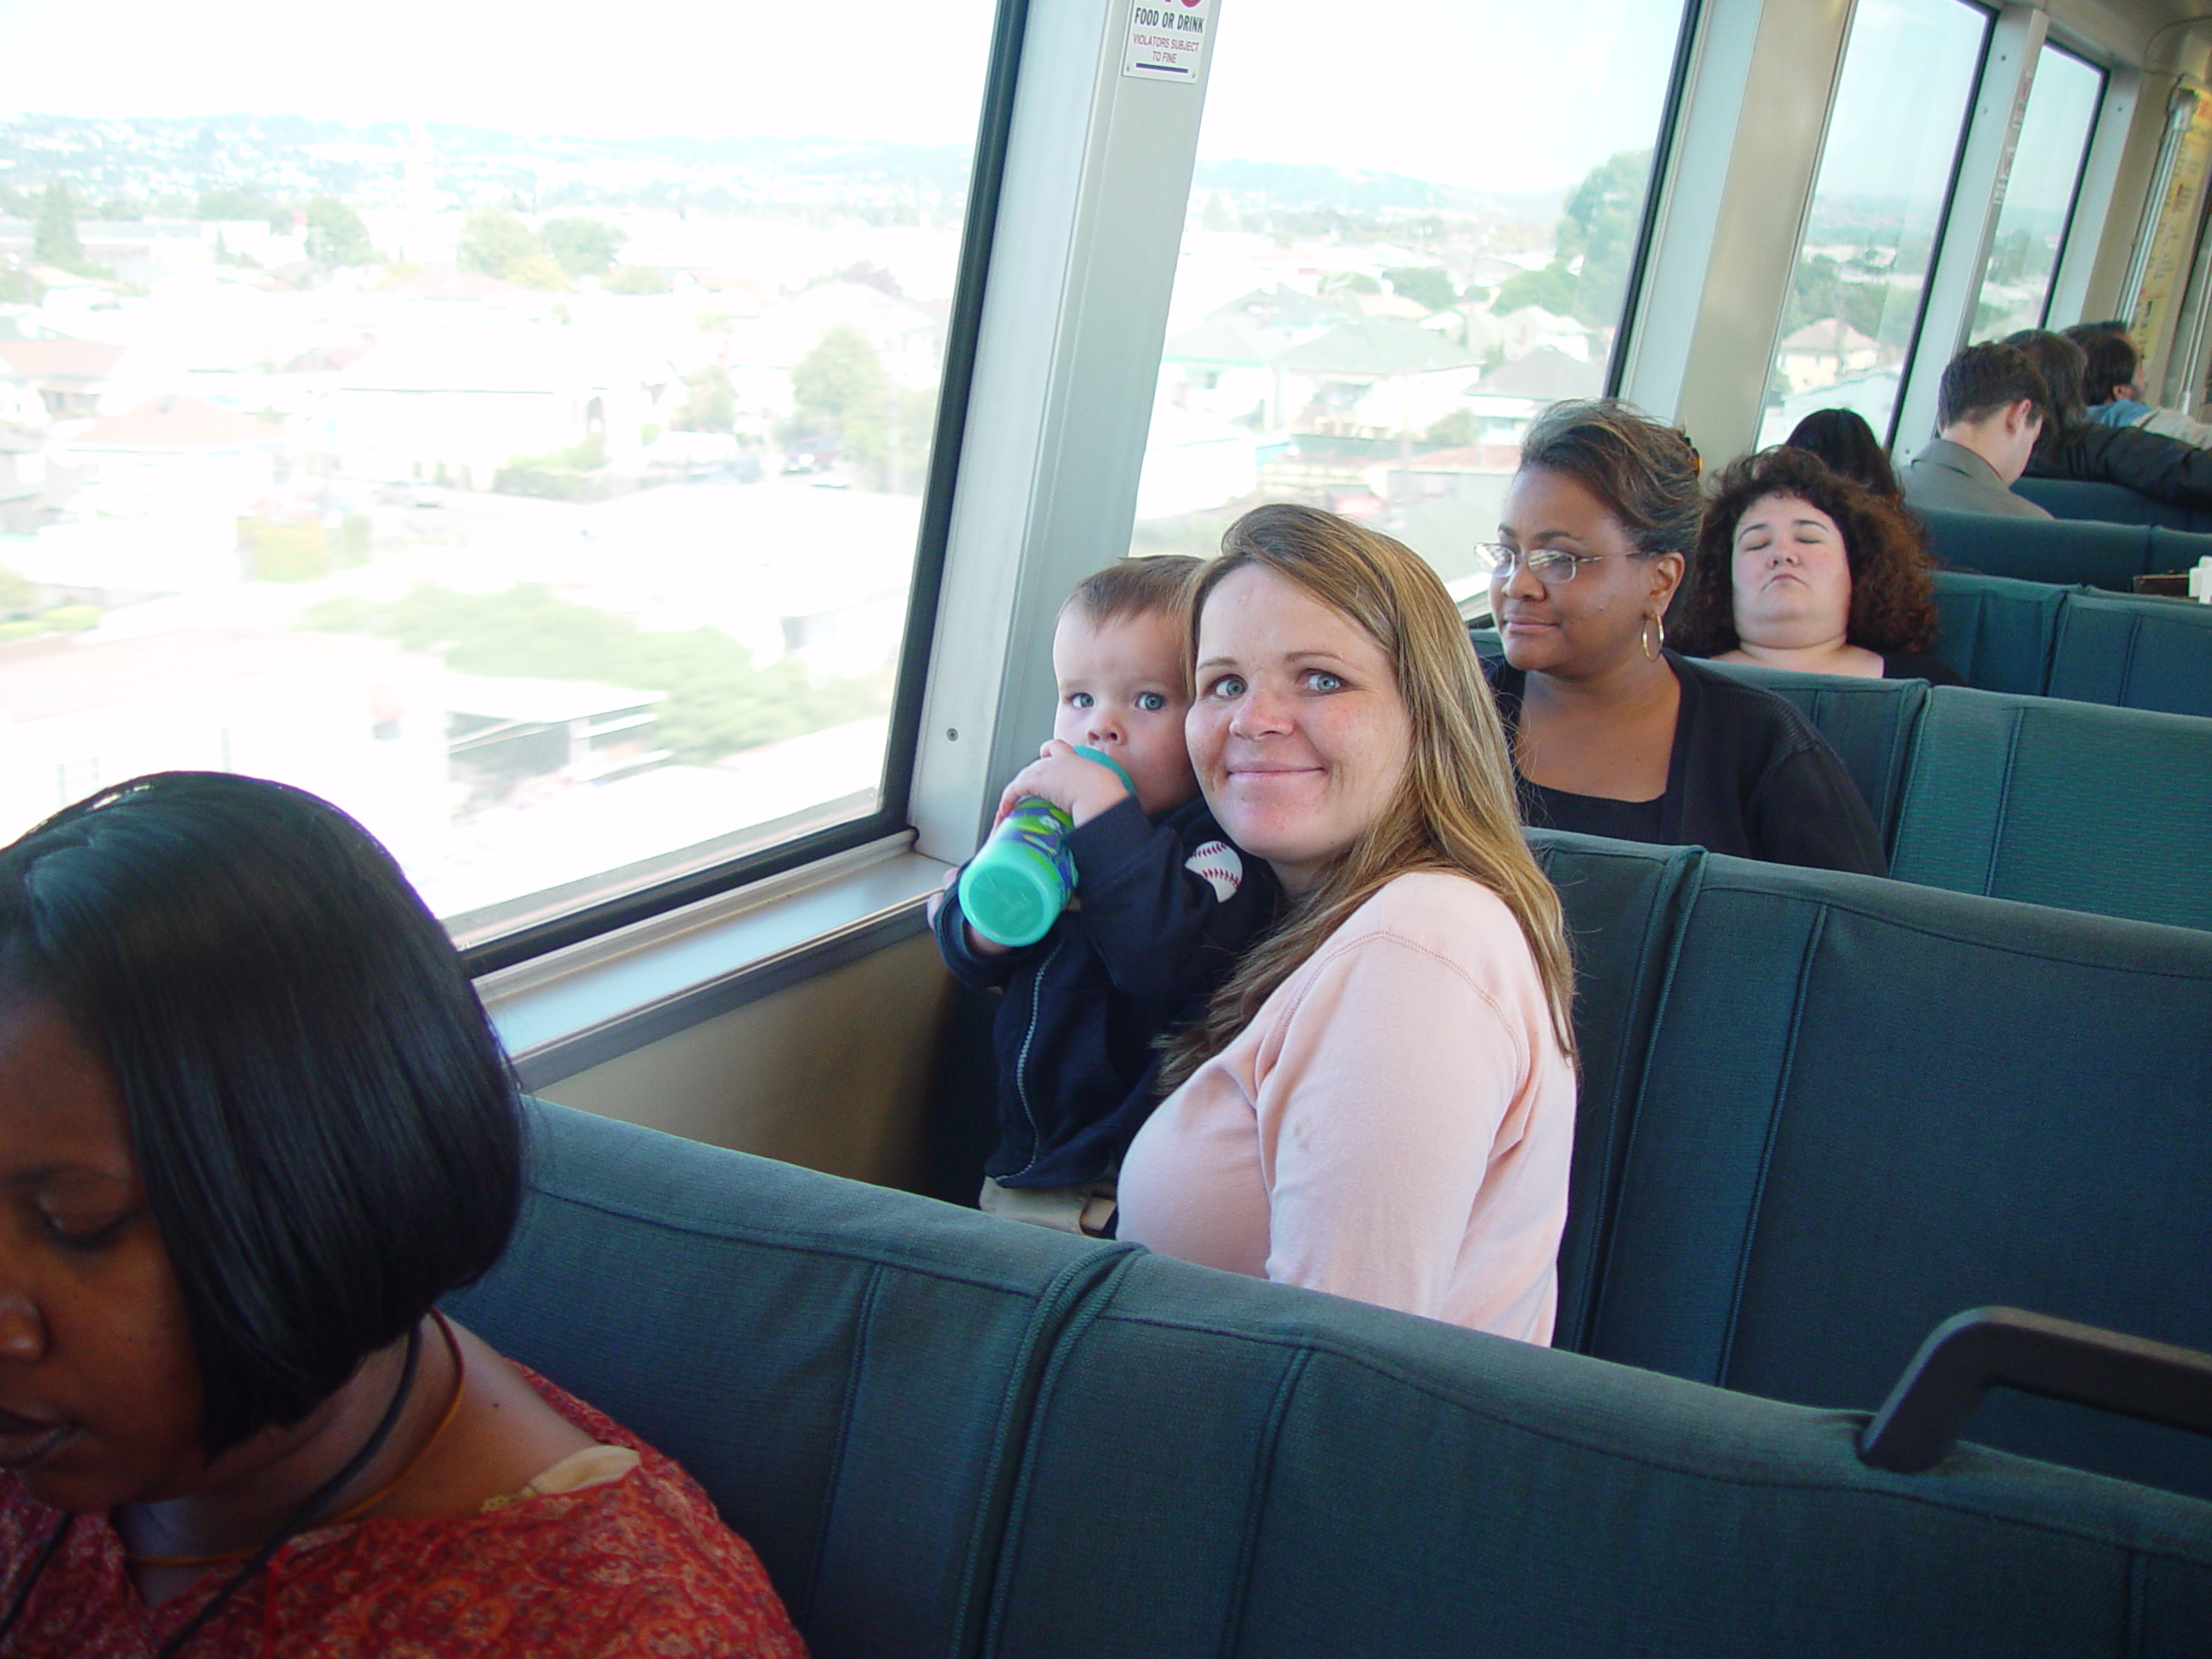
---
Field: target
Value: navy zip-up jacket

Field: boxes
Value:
[933,793,1279,1190]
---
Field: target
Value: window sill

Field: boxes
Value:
[475,831,953,1090]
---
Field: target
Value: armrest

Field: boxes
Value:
[1858,1306,2212,1474]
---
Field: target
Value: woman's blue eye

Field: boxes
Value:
[1310,671,1344,692]
[1136,692,1166,712]
[1210,675,1246,698]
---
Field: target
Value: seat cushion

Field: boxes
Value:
[1931,570,2069,694]
[1584,859,2212,1497]
[984,1252,2212,1658]
[1890,686,2212,930]
[445,1098,1132,1659]
[1694,662,1927,846]
[2048,590,2212,717]
[1916,503,2152,592]
[1528,832,1703,1350]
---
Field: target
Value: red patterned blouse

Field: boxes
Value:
[0,1370,808,1658]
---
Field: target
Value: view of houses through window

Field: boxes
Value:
[1128,0,1693,610]
[0,0,995,944]
[1756,0,1994,448]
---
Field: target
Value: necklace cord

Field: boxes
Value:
[145,1319,424,1659]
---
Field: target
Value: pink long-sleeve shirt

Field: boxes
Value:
[1116,870,1574,1341]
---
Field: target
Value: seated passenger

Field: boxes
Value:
[1481,399,1885,874]
[1675,445,1961,685]
[1784,408,1904,500]
[2009,327,2212,512]
[932,556,1278,1237]
[1900,342,2054,519]
[0,773,804,1658]
[2064,321,2212,448]
[1116,505,1577,1339]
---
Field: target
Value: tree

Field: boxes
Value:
[1384,266,1458,313]
[304,196,374,268]
[1491,261,1580,317]
[673,365,735,433]
[34,183,86,274]
[543,217,627,278]
[790,325,887,451]
[1554,149,1652,327]
[195,186,284,230]
[601,264,671,295]
[457,209,543,281]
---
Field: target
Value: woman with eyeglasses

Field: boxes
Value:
[1482,399,1885,875]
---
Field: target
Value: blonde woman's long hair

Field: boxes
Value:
[1159,504,1576,1091]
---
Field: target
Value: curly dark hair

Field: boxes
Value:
[1675,446,1941,657]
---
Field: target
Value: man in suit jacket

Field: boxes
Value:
[1903,343,2053,519]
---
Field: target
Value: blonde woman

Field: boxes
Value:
[1116,505,1577,1341]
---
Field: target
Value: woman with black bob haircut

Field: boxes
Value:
[1484,398,1884,874]
[1783,407,1904,501]
[0,773,803,1657]
[1675,444,1960,684]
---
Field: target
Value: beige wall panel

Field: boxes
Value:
[540,932,957,1192]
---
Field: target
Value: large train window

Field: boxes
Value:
[1124,0,1694,598]
[1970,44,2107,341]
[1758,0,1991,447]
[0,0,1004,963]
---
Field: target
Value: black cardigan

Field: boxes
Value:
[2024,420,2212,511]
[1484,652,1887,876]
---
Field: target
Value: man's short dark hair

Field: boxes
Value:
[0,772,521,1455]
[2062,322,2140,406]
[1937,341,2050,431]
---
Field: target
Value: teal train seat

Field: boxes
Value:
[2013,474,2212,531]
[1888,690,2212,927]
[450,1098,2212,1658]
[1914,502,2211,592]
[1689,664,1928,844]
[1534,834,2212,1501]
[1929,569,2071,694]
[2047,589,2212,718]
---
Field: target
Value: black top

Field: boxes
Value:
[1882,650,1964,686]
[1485,652,1887,876]
[933,794,1280,1190]
[2025,421,2212,512]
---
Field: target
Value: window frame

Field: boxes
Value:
[461,0,1033,978]
[1877,0,1998,449]
[1604,0,1709,397]
[2031,43,2113,331]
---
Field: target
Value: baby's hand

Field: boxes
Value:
[994,741,1132,828]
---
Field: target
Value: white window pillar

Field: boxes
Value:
[1891,3,2050,456]
[909,0,1217,862]
[1615,0,1857,459]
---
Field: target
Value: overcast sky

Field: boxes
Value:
[4,0,2088,207]
[7,0,1681,194]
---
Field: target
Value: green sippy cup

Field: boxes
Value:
[957,747,1136,948]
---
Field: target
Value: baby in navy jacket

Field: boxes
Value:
[932,556,1278,1236]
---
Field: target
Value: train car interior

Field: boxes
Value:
[4,0,2212,1650]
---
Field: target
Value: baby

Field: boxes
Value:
[931,556,1278,1236]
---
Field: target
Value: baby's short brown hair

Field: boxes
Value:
[1062,554,1204,630]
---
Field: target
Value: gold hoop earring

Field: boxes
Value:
[1642,613,1664,662]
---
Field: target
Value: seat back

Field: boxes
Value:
[1930,569,2069,694]
[2012,474,2212,531]
[1890,686,2212,930]
[983,1251,2212,1659]
[1525,833,1700,1349]
[1575,852,2212,1497]
[1694,663,1928,845]
[444,1098,1130,1659]
[1916,503,2154,592]
[2047,589,2212,717]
